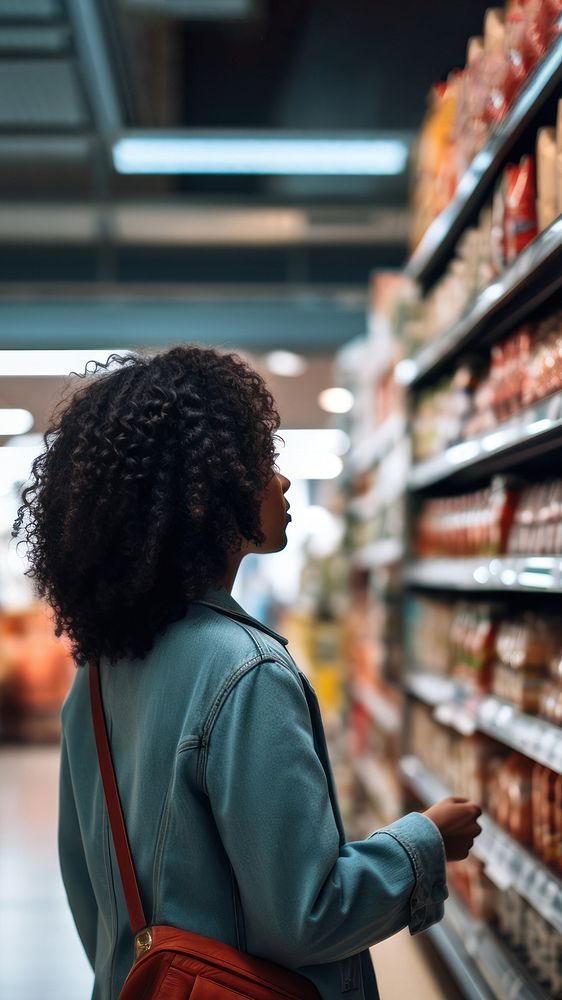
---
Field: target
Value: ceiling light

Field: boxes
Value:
[0,349,134,377]
[264,351,308,377]
[317,387,354,414]
[112,134,409,176]
[0,409,33,435]
[278,428,349,455]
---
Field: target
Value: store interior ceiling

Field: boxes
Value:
[1,0,492,434]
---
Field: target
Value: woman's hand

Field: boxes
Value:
[423,796,482,861]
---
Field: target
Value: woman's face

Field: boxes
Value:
[247,471,291,554]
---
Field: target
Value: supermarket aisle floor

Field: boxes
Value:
[0,746,462,1000]
[0,746,94,1000]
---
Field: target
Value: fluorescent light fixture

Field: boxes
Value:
[277,452,343,480]
[112,134,409,176]
[0,349,133,377]
[277,428,349,455]
[0,409,33,435]
[318,387,354,414]
[264,351,308,377]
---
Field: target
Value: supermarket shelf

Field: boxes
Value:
[350,755,402,823]
[426,908,493,1000]
[409,391,562,490]
[406,674,562,774]
[350,681,401,733]
[477,695,562,775]
[477,813,562,935]
[400,756,562,937]
[428,892,552,1000]
[348,480,405,522]
[406,35,562,289]
[399,752,449,803]
[405,216,562,388]
[406,555,562,592]
[347,414,406,474]
[405,671,458,706]
[351,537,403,570]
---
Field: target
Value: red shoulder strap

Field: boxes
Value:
[88,661,147,935]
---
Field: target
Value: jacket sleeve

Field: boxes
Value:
[58,731,98,969]
[204,657,447,970]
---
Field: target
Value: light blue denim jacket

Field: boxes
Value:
[58,586,448,999]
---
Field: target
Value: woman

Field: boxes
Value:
[12,344,481,999]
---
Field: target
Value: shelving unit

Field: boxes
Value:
[394,29,562,1000]
[350,754,402,825]
[340,25,562,1000]
[347,413,406,475]
[400,755,562,937]
[404,676,562,772]
[427,893,552,1000]
[350,680,401,734]
[406,35,562,289]
[351,537,404,570]
[408,390,562,490]
[406,555,562,592]
[406,218,562,388]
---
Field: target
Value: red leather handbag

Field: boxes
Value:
[89,662,320,999]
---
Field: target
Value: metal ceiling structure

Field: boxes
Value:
[0,0,493,351]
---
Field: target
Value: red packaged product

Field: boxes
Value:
[504,5,528,107]
[504,156,538,263]
[540,0,562,47]
[523,0,547,72]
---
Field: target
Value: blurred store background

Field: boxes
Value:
[2,1,562,998]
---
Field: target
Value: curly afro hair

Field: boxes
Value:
[11,344,281,667]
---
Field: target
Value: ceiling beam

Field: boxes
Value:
[0,202,409,245]
[0,286,367,352]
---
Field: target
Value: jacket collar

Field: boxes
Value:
[193,586,289,646]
